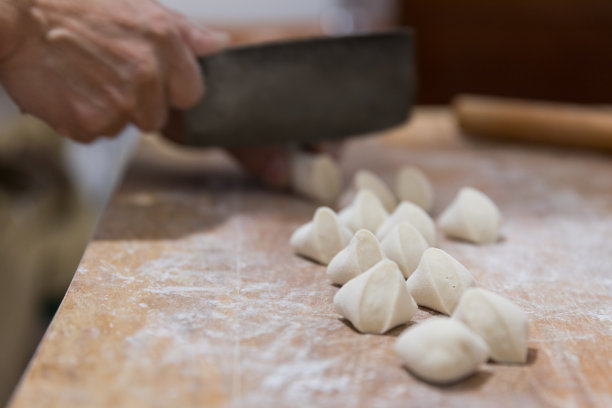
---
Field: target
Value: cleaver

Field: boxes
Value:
[166,30,415,148]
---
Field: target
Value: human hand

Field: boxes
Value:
[162,108,342,189]
[228,143,343,190]
[0,0,227,142]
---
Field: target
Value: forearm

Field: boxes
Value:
[0,0,24,61]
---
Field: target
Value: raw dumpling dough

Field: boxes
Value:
[395,317,489,384]
[290,207,352,265]
[376,201,436,245]
[290,152,343,205]
[394,166,434,213]
[453,288,529,364]
[334,259,417,334]
[327,229,385,285]
[338,189,388,233]
[380,222,429,278]
[438,187,501,244]
[354,170,397,212]
[405,248,475,314]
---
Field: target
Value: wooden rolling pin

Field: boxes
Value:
[453,94,612,152]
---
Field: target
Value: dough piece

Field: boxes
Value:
[334,260,417,334]
[327,229,385,285]
[438,187,501,244]
[354,170,397,212]
[290,207,352,265]
[405,248,475,314]
[395,317,489,384]
[337,188,357,210]
[338,189,388,233]
[453,288,529,364]
[290,152,343,205]
[380,222,429,279]
[394,166,434,213]
[376,201,436,245]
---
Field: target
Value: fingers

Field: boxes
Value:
[167,10,229,56]
[227,146,292,189]
[130,53,167,131]
[162,26,205,109]
[46,7,220,138]
[2,0,228,143]
[65,7,227,137]
[160,12,229,109]
[146,10,226,111]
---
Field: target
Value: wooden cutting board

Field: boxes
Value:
[9,109,612,407]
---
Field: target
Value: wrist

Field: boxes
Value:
[0,0,26,61]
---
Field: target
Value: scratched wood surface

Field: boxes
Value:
[9,109,612,407]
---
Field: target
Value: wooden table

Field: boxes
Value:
[10,109,612,407]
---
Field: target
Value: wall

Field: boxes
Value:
[401,0,612,103]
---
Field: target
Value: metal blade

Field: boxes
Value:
[182,30,415,147]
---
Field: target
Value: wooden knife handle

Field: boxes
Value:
[453,94,612,152]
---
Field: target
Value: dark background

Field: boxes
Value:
[399,0,612,104]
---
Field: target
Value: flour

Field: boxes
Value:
[37,127,611,407]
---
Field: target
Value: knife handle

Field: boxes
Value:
[453,94,612,152]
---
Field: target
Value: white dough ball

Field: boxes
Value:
[376,201,436,246]
[290,207,352,265]
[334,260,417,334]
[327,229,385,285]
[354,170,397,212]
[438,187,501,244]
[453,288,529,364]
[395,317,489,384]
[394,166,434,212]
[338,189,388,233]
[290,152,343,205]
[380,222,429,278]
[405,248,475,315]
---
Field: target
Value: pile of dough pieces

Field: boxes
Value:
[290,157,529,385]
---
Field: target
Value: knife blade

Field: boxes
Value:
[170,30,415,148]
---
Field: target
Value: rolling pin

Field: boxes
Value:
[453,94,612,152]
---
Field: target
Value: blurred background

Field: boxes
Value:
[1,0,611,404]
